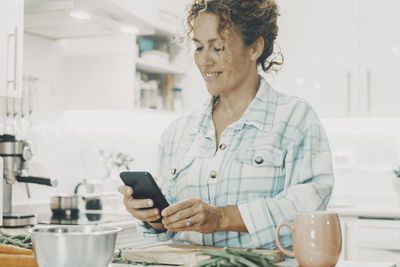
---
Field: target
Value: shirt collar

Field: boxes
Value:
[239,76,278,132]
[190,95,214,135]
[191,76,278,135]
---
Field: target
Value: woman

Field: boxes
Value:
[119,0,334,249]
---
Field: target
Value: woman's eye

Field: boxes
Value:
[214,47,224,52]
[195,47,203,52]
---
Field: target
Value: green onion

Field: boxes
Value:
[196,247,281,267]
[0,231,32,249]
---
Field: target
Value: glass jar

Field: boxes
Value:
[173,87,183,112]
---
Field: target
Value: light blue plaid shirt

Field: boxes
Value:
[137,76,334,249]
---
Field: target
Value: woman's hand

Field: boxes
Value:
[118,185,166,231]
[161,198,223,234]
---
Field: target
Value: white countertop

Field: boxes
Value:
[0,216,138,235]
[275,259,396,267]
[110,259,396,267]
[328,197,400,219]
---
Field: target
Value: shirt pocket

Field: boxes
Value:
[236,145,285,169]
[228,145,286,199]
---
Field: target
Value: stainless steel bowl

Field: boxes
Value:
[28,226,121,267]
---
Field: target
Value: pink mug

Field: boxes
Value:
[275,211,342,267]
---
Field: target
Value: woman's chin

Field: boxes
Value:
[205,83,222,96]
[206,87,220,97]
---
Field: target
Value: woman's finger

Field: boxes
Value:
[163,206,194,225]
[161,198,197,217]
[127,207,160,221]
[117,185,125,194]
[123,198,153,209]
[164,213,201,232]
[118,185,134,197]
[146,215,162,222]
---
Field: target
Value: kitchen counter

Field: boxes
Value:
[329,203,400,219]
[0,211,150,250]
[0,214,138,234]
[275,259,396,267]
[110,259,396,267]
[4,200,399,266]
[328,197,400,219]
[2,224,396,267]
[1,213,164,250]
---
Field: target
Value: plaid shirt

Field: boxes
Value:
[137,76,334,249]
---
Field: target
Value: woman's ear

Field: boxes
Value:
[249,37,264,62]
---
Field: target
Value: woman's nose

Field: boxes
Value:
[199,51,215,67]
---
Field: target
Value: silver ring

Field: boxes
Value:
[186,217,192,227]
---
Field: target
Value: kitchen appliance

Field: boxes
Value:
[28,225,121,267]
[49,181,119,217]
[74,178,105,210]
[0,157,3,226]
[0,134,57,227]
[74,178,120,210]
[50,194,80,218]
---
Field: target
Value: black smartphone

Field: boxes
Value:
[119,171,169,223]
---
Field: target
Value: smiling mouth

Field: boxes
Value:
[204,72,222,81]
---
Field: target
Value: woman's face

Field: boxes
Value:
[193,12,254,96]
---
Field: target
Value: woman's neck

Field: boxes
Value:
[214,72,260,119]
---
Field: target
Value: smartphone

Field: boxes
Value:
[119,171,169,223]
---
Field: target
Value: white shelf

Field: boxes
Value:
[135,57,186,75]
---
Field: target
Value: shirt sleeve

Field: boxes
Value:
[135,130,177,242]
[237,121,334,249]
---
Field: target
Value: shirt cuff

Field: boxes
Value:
[136,221,175,242]
[238,197,291,248]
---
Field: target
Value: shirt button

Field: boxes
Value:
[218,143,227,151]
[171,168,177,175]
[210,170,218,179]
[255,156,264,165]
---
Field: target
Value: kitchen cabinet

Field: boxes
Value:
[275,0,400,118]
[0,0,24,98]
[275,0,359,118]
[331,202,400,265]
[346,218,400,265]
[358,0,400,117]
[107,0,184,36]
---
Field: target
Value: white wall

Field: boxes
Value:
[61,35,136,110]
[23,33,67,116]
[322,118,400,204]
[22,34,137,113]
[64,54,135,110]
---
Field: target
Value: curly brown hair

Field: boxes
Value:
[185,0,283,73]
